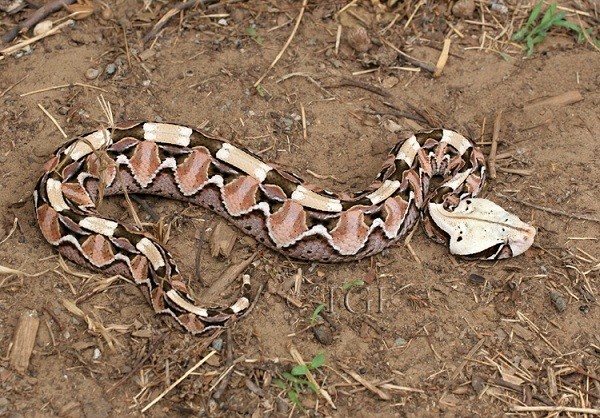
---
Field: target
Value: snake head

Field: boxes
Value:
[428,198,536,260]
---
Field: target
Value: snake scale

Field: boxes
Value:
[34,121,535,335]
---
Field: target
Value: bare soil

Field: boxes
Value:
[1,1,600,417]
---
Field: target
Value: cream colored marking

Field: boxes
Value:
[46,179,70,212]
[79,217,118,236]
[441,130,471,154]
[136,237,165,270]
[215,143,272,182]
[64,130,112,160]
[291,185,343,212]
[165,290,208,317]
[366,180,401,204]
[441,169,471,190]
[395,135,420,165]
[230,297,250,313]
[143,123,192,146]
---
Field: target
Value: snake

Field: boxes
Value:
[34,121,536,335]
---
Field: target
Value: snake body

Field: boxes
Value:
[34,121,532,334]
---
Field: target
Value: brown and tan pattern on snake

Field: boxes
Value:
[34,121,535,335]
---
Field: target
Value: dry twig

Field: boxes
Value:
[254,0,308,87]
[1,19,74,55]
[1,0,75,44]
[488,110,502,179]
[143,0,219,44]
[497,193,600,223]
[142,348,219,412]
[37,103,67,138]
[323,78,391,98]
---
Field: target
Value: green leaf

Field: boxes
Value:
[245,26,264,45]
[291,364,309,376]
[295,378,312,386]
[539,5,557,27]
[255,84,266,97]
[512,28,528,41]
[342,279,364,291]
[307,381,319,393]
[272,378,288,390]
[526,1,544,27]
[553,20,582,33]
[526,37,535,55]
[498,52,510,61]
[287,389,302,408]
[309,303,325,323]
[283,371,303,383]
[310,353,326,369]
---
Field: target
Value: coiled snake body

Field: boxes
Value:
[34,121,535,335]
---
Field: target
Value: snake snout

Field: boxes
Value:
[507,223,536,257]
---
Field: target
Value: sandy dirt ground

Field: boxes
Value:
[1,0,600,417]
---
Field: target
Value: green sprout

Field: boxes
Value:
[309,303,325,324]
[512,2,599,56]
[342,279,364,291]
[273,353,326,410]
[245,27,264,45]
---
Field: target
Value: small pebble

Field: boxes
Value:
[549,290,567,312]
[452,0,476,18]
[382,76,399,89]
[33,20,53,36]
[394,337,407,346]
[312,325,334,345]
[142,80,151,87]
[85,68,99,80]
[101,7,112,20]
[14,45,32,58]
[347,27,371,53]
[211,338,223,351]
[105,63,117,76]
[217,18,228,26]
[92,348,101,360]
[468,273,486,285]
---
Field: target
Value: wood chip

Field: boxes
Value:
[210,221,237,258]
[9,310,40,374]
[434,38,451,78]
[138,48,156,61]
[202,253,256,302]
[343,367,391,400]
[523,90,584,110]
[511,324,534,341]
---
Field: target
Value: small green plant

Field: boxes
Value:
[342,279,364,291]
[309,303,325,324]
[273,353,326,410]
[512,2,598,56]
[245,26,264,45]
[255,83,266,97]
